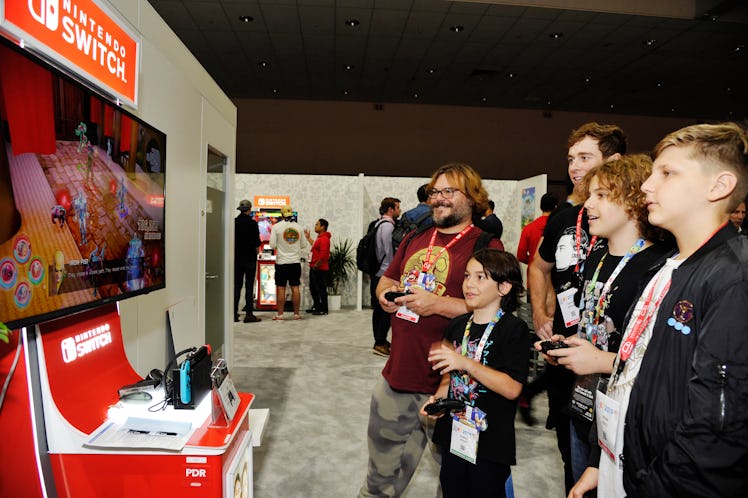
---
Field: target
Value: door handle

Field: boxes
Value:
[205,273,219,280]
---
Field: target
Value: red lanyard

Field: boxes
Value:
[618,275,672,362]
[421,224,474,273]
[574,207,597,274]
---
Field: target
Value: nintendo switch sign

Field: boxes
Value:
[1,0,140,107]
[59,322,112,363]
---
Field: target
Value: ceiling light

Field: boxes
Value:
[258,60,270,69]
[609,104,615,109]
[411,91,420,99]
[481,97,487,103]
[546,100,552,106]
[449,25,464,33]
[507,72,515,78]
[239,15,254,23]
[345,19,360,27]
[344,64,354,71]
[426,67,437,75]
[584,76,591,83]
[549,32,563,39]
[656,82,663,88]
[644,39,657,47]
[734,44,744,53]
[343,90,349,96]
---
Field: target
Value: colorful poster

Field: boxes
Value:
[521,187,536,227]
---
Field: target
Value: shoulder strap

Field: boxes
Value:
[473,230,496,252]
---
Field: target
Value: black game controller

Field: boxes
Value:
[384,290,412,302]
[540,340,569,354]
[424,398,465,415]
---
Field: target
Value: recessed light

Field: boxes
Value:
[656,82,663,88]
[449,25,464,33]
[644,39,657,47]
[546,100,552,106]
[734,44,744,53]
[609,104,615,109]
[239,15,254,23]
[272,89,278,95]
[344,64,354,71]
[426,67,437,75]
[481,97,487,103]
[258,60,270,69]
[584,76,591,83]
[345,19,360,27]
[507,72,515,78]
[343,90,349,96]
[411,91,420,99]
[549,32,563,39]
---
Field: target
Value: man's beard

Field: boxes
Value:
[433,201,472,228]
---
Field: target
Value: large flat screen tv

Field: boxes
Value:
[0,39,166,330]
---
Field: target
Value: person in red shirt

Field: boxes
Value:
[304,219,331,315]
[517,193,558,266]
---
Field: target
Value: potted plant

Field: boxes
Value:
[326,238,356,311]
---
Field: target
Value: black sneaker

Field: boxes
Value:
[305,308,316,313]
[312,310,327,315]
[234,315,240,322]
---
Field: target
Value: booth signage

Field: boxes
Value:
[254,195,290,209]
[1,0,140,107]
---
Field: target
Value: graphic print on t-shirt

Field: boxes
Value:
[282,227,300,244]
[449,334,494,404]
[399,246,451,296]
[555,227,589,271]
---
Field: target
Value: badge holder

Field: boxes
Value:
[210,358,240,427]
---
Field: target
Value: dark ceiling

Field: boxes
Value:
[147,0,748,120]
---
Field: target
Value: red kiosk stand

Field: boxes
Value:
[0,304,259,498]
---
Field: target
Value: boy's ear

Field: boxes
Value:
[498,281,512,297]
[707,170,738,203]
[604,152,622,163]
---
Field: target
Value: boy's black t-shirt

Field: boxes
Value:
[432,312,530,466]
[538,204,606,337]
[570,243,670,435]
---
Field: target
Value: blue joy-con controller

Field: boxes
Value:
[180,359,191,405]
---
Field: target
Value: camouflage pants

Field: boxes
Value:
[358,376,442,498]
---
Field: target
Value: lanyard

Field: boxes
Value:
[421,224,474,273]
[574,207,598,274]
[461,308,505,363]
[616,273,672,371]
[584,238,646,324]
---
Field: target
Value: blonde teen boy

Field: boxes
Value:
[540,155,671,485]
[424,249,529,498]
[571,122,748,497]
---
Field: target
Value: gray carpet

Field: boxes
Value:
[232,308,564,498]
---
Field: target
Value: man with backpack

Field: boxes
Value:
[391,184,433,253]
[369,197,401,356]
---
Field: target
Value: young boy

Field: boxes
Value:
[571,122,748,497]
[424,249,529,498]
[541,155,671,483]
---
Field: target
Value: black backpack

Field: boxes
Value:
[392,211,433,253]
[356,219,393,274]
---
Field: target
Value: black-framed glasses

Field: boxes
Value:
[427,187,461,199]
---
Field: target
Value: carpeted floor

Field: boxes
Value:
[231,307,565,498]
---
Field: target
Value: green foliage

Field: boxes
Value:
[327,238,356,295]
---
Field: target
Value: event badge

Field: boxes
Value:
[558,287,580,327]
[416,271,437,293]
[395,306,419,323]
[449,405,486,464]
[596,390,621,467]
